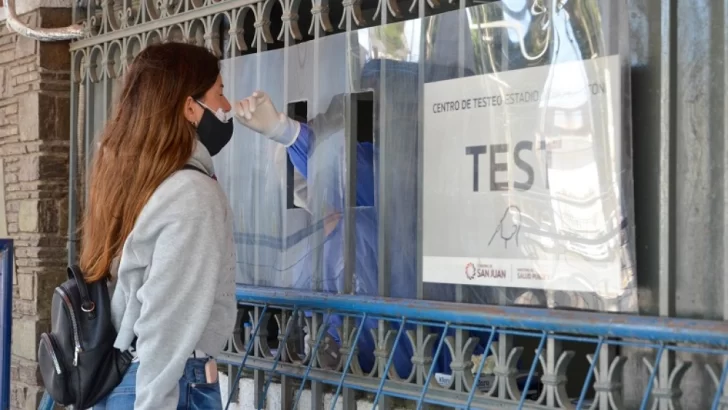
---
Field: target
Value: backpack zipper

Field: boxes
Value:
[40,334,62,374]
[55,286,83,366]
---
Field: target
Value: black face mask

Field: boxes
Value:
[196,105,233,156]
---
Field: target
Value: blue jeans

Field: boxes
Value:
[94,358,222,409]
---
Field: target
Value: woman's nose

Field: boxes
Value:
[222,96,232,112]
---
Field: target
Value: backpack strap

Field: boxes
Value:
[68,265,96,316]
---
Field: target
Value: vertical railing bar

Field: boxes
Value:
[655,0,676,401]
[252,0,264,290]
[343,60,357,299]
[465,326,498,409]
[416,322,451,410]
[86,0,93,32]
[72,0,77,24]
[414,0,426,299]
[372,2,389,405]
[710,357,728,410]
[67,54,79,265]
[454,0,467,319]
[372,317,407,409]
[102,43,111,131]
[83,71,94,204]
[224,20,237,263]
[371,0,391,399]
[517,331,547,410]
[226,363,239,404]
[575,337,605,409]
[415,0,427,404]
[639,344,665,410]
[258,307,300,410]
[224,304,269,410]
[293,312,332,409]
[375,2,391,302]
[330,313,368,410]
[308,5,325,403]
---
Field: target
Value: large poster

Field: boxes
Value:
[422,55,626,295]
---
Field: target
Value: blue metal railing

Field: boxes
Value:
[0,239,13,410]
[218,286,728,409]
[234,287,728,346]
[35,281,728,409]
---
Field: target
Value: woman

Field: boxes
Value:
[82,42,237,409]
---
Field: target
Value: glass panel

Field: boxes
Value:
[217,0,637,314]
[218,47,286,287]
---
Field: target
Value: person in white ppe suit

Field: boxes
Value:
[235,91,415,378]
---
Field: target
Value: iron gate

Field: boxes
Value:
[64,0,728,409]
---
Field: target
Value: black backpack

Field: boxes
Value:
[38,164,210,407]
[38,265,133,408]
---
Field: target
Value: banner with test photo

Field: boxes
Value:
[422,52,636,311]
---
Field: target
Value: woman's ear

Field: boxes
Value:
[183,96,201,126]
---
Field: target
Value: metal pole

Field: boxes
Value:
[4,0,84,41]
[0,240,13,410]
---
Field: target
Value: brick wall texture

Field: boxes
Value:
[0,8,72,410]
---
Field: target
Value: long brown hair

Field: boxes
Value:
[80,42,220,282]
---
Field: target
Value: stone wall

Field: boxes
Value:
[0,7,71,410]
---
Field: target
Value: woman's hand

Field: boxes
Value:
[235,91,300,145]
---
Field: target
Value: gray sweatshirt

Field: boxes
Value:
[107,141,237,409]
